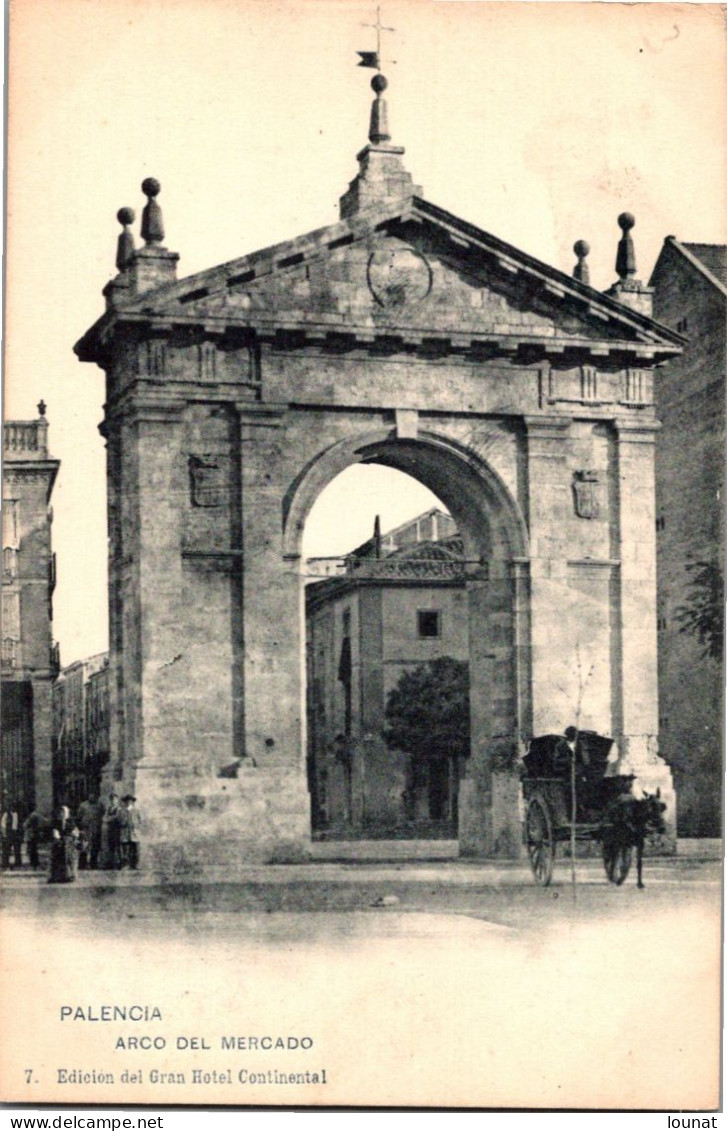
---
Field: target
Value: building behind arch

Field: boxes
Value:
[1,408,60,818]
[306,509,467,839]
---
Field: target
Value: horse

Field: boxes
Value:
[600,789,667,888]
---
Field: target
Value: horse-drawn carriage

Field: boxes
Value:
[521,732,666,887]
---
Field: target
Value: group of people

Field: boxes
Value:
[1,792,141,883]
[1,806,44,870]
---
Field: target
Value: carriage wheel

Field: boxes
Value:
[602,842,632,885]
[526,797,555,886]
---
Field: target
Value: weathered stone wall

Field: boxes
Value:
[78,189,682,866]
[652,243,725,835]
[99,333,675,864]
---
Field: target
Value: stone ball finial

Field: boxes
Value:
[115,206,136,270]
[368,74,391,143]
[616,212,637,279]
[142,177,161,199]
[141,177,164,245]
[573,240,591,284]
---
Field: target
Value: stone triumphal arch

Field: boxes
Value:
[75,79,682,872]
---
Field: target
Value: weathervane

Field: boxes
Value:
[357,6,395,71]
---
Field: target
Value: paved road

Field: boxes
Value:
[0,852,720,923]
[0,857,721,1110]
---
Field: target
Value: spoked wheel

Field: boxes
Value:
[526,797,555,886]
[602,841,633,885]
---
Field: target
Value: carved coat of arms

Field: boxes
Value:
[189,455,226,508]
[367,247,432,307]
[572,470,600,520]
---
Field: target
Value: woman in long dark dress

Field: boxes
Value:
[48,805,77,883]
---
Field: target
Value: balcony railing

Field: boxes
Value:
[3,420,48,457]
[344,557,466,580]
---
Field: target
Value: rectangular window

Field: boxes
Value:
[2,501,19,548]
[3,547,18,584]
[2,590,20,638]
[418,610,441,638]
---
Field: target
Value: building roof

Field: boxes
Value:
[348,508,456,560]
[76,196,685,367]
[683,243,727,290]
[650,237,727,298]
[306,521,465,612]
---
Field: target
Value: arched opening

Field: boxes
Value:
[303,465,466,840]
[285,429,530,851]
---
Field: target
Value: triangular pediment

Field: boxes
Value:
[76,198,683,363]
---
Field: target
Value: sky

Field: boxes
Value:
[4,0,726,665]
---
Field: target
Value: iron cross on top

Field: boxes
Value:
[358,6,395,71]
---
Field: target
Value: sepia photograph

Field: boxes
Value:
[1,0,724,1114]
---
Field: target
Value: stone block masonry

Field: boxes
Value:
[75,116,683,869]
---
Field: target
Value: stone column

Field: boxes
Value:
[237,405,311,861]
[614,418,676,848]
[117,400,192,874]
[523,416,573,733]
[460,555,525,859]
[458,568,495,856]
[136,404,187,766]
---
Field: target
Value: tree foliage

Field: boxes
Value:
[384,656,470,762]
[674,560,724,662]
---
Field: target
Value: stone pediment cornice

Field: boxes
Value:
[75,197,685,367]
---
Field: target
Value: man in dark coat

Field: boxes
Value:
[23,808,44,869]
[554,726,605,817]
[102,792,122,869]
[118,795,141,870]
[553,726,580,776]
[48,805,78,883]
[77,795,104,870]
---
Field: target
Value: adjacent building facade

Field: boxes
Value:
[2,407,60,816]
[74,78,683,871]
[650,239,726,835]
[306,510,467,838]
[52,653,110,814]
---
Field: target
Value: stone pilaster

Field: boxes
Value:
[458,567,496,856]
[523,416,573,734]
[136,404,187,769]
[613,417,676,848]
[236,404,311,861]
[459,554,525,859]
[107,399,187,869]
